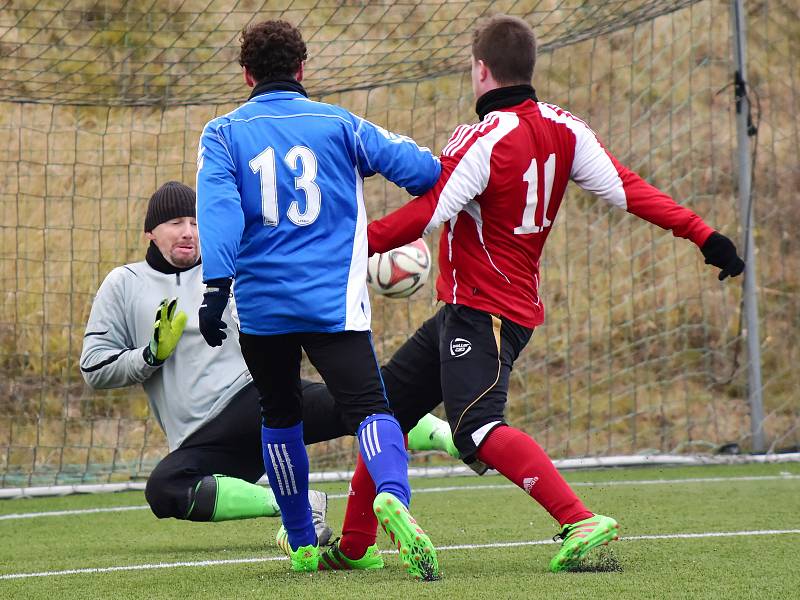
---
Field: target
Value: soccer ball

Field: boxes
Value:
[367,238,432,299]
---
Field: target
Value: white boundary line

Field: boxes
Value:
[3,452,798,499]
[1,473,798,521]
[0,505,150,520]
[1,529,798,581]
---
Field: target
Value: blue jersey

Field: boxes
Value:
[196,89,441,335]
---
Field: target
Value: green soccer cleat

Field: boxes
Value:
[407,413,459,459]
[274,526,319,572]
[373,492,440,581]
[289,542,319,572]
[549,514,620,572]
[277,528,383,571]
[318,540,385,571]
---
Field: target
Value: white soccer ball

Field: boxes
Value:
[367,238,432,299]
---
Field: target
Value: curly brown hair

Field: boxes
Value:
[239,20,308,82]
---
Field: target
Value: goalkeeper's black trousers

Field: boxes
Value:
[144,379,349,520]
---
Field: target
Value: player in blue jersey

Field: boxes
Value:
[196,20,441,579]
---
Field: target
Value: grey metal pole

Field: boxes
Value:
[731,0,765,453]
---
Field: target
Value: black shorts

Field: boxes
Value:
[239,329,392,433]
[145,380,349,519]
[382,304,532,465]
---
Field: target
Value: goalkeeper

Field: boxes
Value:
[79,181,456,536]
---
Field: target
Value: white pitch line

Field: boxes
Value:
[377,473,800,500]
[0,505,150,520]
[0,557,280,580]
[2,474,797,521]
[353,473,800,499]
[1,529,798,581]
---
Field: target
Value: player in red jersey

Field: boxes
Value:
[321,14,745,573]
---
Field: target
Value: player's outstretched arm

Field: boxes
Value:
[353,116,441,196]
[367,154,469,256]
[368,114,517,254]
[367,191,440,255]
[80,268,163,388]
[605,156,746,280]
[564,108,744,279]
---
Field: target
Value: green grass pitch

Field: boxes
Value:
[1,462,798,599]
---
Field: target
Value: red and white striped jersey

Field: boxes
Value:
[367,99,714,328]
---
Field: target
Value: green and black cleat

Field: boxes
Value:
[277,528,384,571]
[373,492,440,581]
[550,514,620,572]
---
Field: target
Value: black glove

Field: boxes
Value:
[701,232,745,281]
[199,278,232,347]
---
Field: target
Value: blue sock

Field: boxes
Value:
[261,423,316,550]
[357,414,411,507]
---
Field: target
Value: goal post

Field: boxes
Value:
[1,0,798,490]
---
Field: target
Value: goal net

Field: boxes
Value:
[1,0,798,489]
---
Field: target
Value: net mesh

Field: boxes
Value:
[1,0,798,487]
[3,0,698,105]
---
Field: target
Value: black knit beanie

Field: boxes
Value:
[143,181,196,232]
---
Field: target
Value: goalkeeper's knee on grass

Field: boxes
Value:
[185,475,280,522]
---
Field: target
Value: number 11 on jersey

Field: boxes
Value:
[514,153,555,235]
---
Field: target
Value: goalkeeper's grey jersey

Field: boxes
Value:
[80,260,251,451]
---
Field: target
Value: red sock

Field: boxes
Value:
[339,451,378,560]
[476,425,593,526]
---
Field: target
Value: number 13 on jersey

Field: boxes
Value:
[249,145,322,227]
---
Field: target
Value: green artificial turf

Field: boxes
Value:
[1,463,798,599]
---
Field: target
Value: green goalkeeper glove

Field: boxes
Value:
[143,297,188,366]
